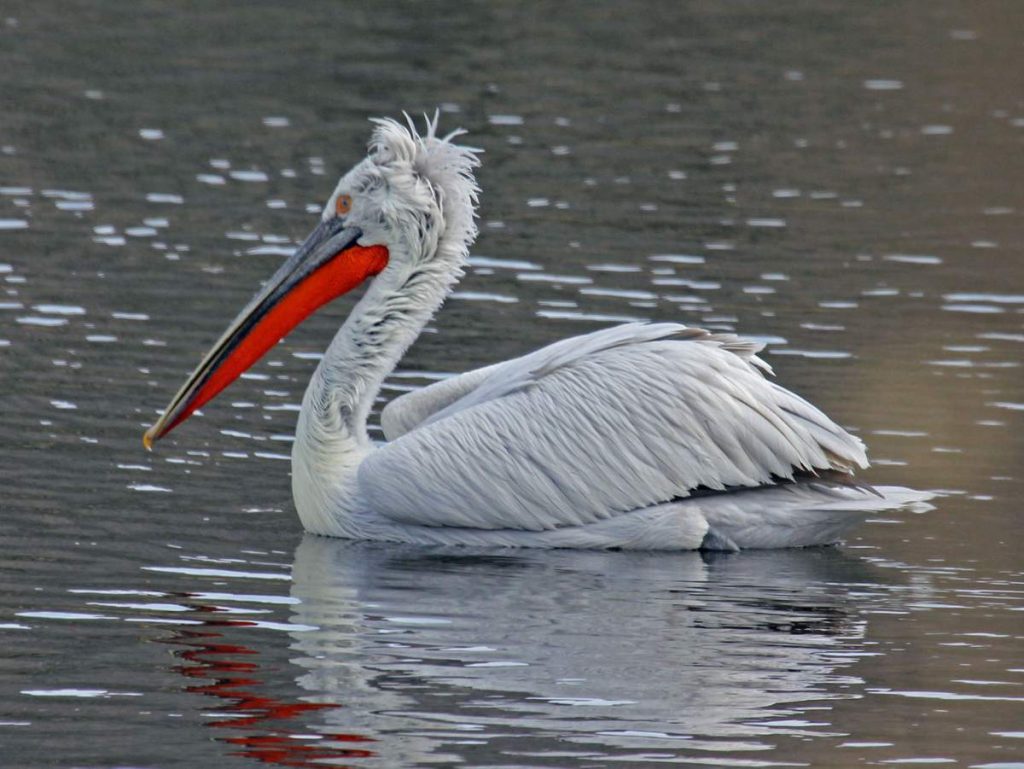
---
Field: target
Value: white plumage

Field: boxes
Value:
[362,323,866,532]
[150,114,930,549]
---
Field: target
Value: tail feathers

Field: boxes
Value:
[698,483,935,551]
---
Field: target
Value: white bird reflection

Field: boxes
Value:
[285,537,883,765]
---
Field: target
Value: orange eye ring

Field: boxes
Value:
[335,194,353,216]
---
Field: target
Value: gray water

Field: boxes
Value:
[2,2,1023,767]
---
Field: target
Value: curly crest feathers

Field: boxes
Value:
[362,113,480,273]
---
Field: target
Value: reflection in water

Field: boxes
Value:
[159,605,374,768]
[10,534,1020,768]
[275,537,882,765]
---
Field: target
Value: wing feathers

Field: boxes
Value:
[380,362,501,440]
[360,323,868,532]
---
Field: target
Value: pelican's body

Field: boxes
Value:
[146,116,926,550]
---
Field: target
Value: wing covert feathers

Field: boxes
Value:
[361,323,867,532]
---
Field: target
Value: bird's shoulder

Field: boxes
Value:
[385,322,771,436]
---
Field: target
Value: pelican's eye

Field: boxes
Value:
[335,194,353,216]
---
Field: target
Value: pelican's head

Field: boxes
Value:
[326,115,480,271]
[143,114,481,448]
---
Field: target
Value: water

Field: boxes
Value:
[2,1,1022,766]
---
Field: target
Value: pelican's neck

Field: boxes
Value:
[292,251,462,534]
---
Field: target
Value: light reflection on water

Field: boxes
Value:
[1,0,1023,767]
[5,539,1022,767]
[286,540,875,763]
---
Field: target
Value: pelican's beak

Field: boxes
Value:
[143,219,388,449]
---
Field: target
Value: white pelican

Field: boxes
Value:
[145,115,922,550]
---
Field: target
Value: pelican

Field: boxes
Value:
[144,115,923,550]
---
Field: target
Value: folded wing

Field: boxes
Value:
[360,323,867,532]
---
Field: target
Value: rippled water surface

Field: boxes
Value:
[2,2,1023,767]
